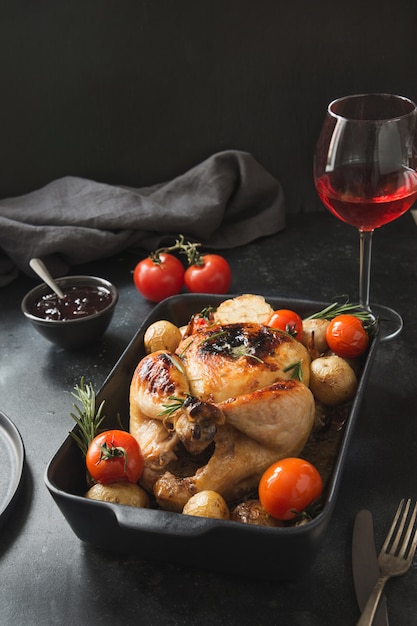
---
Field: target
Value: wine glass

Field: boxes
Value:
[314,93,417,341]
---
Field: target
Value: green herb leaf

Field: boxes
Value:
[283,361,303,381]
[69,377,106,456]
[199,330,228,345]
[158,396,186,418]
[304,298,376,328]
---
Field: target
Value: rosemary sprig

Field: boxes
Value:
[198,305,216,321]
[158,395,187,429]
[158,395,186,418]
[69,377,106,456]
[165,352,185,374]
[231,346,264,363]
[178,337,195,357]
[199,330,228,345]
[304,298,375,326]
[283,361,303,382]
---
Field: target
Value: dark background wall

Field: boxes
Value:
[1,0,416,213]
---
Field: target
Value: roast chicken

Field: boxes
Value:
[129,322,315,512]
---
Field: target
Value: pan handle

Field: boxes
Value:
[113,503,221,536]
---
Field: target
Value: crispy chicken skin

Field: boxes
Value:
[129,350,224,492]
[179,322,310,400]
[130,323,314,511]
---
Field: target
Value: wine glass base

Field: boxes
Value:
[370,304,404,342]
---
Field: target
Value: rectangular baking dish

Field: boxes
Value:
[45,293,379,581]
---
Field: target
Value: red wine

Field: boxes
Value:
[315,164,417,230]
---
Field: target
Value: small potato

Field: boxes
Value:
[182,490,230,520]
[85,481,150,508]
[231,499,283,527]
[302,318,330,358]
[309,355,358,406]
[144,320,182,354]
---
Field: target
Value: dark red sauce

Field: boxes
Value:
[30,285,113,321]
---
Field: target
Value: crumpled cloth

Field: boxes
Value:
[0,150,285,286]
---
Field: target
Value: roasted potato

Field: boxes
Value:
[309,355,357,406]
[144,320,182,354]
[85,481,150,508]
[301,318,330,358]
[182,490,230,520]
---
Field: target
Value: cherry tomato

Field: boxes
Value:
[266,309,304,341]
[258,457,323,521]
[326,314,369,358]
[133,253,184,302]
[184,254,232,294]
[191,315,211,332]
[86,430,144,484]
[188,306,216,333]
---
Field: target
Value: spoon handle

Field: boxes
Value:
[29,258,65,299]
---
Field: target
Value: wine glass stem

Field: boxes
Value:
[358,229,374,311]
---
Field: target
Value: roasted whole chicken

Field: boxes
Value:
[130,321,315,512]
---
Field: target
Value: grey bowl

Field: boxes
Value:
[21,275,119,350]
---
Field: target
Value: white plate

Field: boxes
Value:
[0,410,25,529]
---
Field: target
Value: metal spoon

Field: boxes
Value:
[29,258,65,299]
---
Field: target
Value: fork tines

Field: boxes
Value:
[382,498,417,560]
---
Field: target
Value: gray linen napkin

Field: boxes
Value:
[0,150,285,285]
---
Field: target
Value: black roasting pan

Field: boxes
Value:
[45,293,379,581]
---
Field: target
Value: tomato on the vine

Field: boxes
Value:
[326,314,369,358]
[258,457,323,521]
[133,253,184,302]
[266,309,304,341]
[86,430,144,484]
[184,254,232,294]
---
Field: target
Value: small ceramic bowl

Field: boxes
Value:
[21,275,119,350]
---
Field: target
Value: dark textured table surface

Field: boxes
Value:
[1,211,416,626]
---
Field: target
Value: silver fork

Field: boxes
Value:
[356,499,417,626]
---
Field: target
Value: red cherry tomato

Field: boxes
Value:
[266,309,304,341]
[191,315,211,332]
[258,457,323,521]
[184,254,232,294]
[86,430,144,484]
[133,253,184,302]
[188,306,216,333]
[326,314,369,358]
